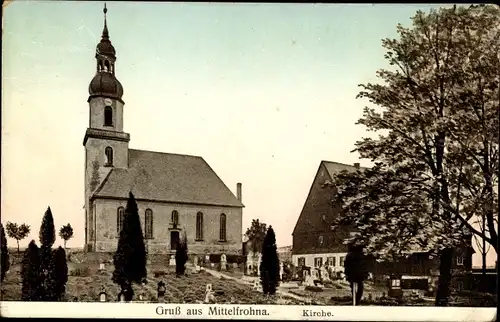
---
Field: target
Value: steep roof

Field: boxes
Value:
[322,160,367,178]
[292,160,364,236]
[92,149,244,207]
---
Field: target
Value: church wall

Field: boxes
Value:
[92,198,243,255]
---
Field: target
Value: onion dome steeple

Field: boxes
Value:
[88,3,124,103]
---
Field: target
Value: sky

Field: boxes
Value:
[1,1,496,267]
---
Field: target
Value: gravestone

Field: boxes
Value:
[204,284,216,304]
[220,254,227,271]
[279,262,284,281]
[99,287,107,302]
[232,262,238,270]
[157,281,166,303]
[99,263,105,271]
[252,279,261,291]
[205,254,210,267]
[169,255,175,267]
[320,265,331,283]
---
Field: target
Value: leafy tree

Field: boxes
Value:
[245,219,267,255]
[46,247,68,301]
[327,5,499,306]
[175,230,188,277]
[1,223,10,283]
[259,226,279,295]
[59,224,74,250]
[5,222,31,253]
[21,240,42,301]
[112,192,147,301]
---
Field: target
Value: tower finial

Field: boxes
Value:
[102,3,109,39]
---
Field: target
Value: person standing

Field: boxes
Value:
[344,244,370,305]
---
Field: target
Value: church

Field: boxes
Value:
[83,6,244,255]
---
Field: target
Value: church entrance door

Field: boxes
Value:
[170,231,180,250]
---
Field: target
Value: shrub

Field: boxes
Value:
[21,240,42,301]
[304,285,324,292]
[1,223,9,282]
[46,247,68,301]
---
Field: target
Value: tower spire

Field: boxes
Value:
[102,3,109,39]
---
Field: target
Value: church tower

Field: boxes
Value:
[83,4,130,251]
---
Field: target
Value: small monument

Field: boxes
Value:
[220,254,227,271]
[169,254,175,267]
[279,262,284,281]
[205,254,211,267]
[252,279,260,291]
[99,286,107,302]
[99,263,105,271]
[204,284,216,304]
[157,281,166,303]
[320,265,331,283]
[232,262,238,269]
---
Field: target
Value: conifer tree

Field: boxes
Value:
[21,240,42,301]
[1,223,9,283]
[46,247,68,301]
[39,207,56,300]
[175,231,188,277]
[112,192,147,301]
[259,226,280,295]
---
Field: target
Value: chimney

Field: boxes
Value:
[237,183,242,202]
[354,162,360,168]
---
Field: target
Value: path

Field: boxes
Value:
[197,266,312,304]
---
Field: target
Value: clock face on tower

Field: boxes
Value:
[104,98,112,106]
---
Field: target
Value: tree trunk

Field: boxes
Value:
[17,240,20,254]
[435,248,453,306]
[482,214,487,277]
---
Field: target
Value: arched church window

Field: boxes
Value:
[196,212,204,241]
[105,147,113,166]
[104,106,113,126]
[171,210,179,226]
[145,209,153,239]
[117,207,125,235]
[98,60,104,72]
[104,60,110,72]
[219,213,227,242]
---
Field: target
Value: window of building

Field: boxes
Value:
[298,257,306,267]
[104,106,113,126]
[104,60,110,72]
[391,279,401,287]
[219,213,227,241]
[314,257,323,268]
[456,256,464,266]
[145,209,153,239]
[171,210,179,226]
[327,256,336,267]
[105,147,113,166]
[340,256,345,267]
[117,207,125,235]
[196,212,203,241]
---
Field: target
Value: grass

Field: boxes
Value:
[0,262,302,304]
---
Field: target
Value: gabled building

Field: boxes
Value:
[291,160,475,286]
[83,6,244,254]
[291,160,363,271]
